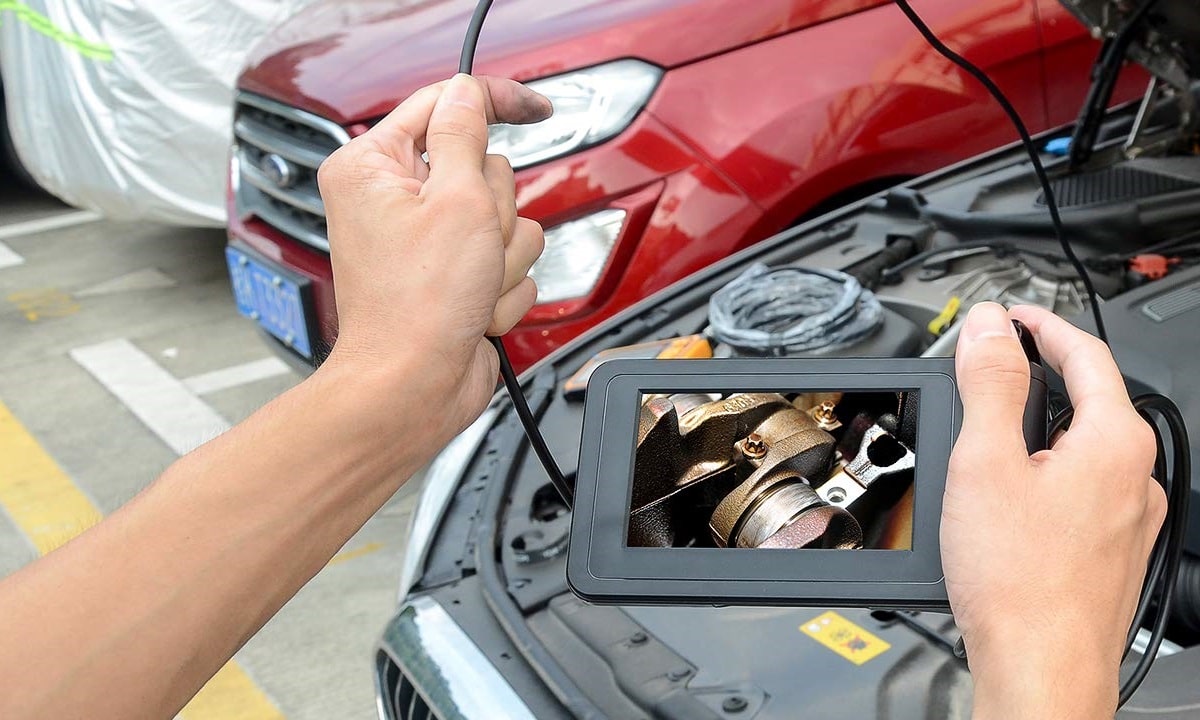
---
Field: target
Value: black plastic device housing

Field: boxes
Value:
[567,358,973,609]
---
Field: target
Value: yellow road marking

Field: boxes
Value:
[328,541,384,567]
[181,664,286,720]
[0,398,101,554]
[7,288,81,322]
[0,398,285,718]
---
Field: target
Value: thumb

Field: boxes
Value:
[954,302,1031,454]
[426,74,489,189]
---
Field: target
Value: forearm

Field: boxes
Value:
[0,356,442,719]
[970,626,1118,720]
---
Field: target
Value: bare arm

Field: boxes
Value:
[0,74,552,720]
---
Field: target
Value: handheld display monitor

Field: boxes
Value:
[566,358,968,608]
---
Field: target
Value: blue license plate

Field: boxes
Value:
[225,247,314,359]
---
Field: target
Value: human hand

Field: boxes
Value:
[316,74,552,440]
[941,302,1165,719]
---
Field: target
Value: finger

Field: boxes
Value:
[1008,305,1131,416]
[487,277,538,336]
[953,302,1031,455]
[422,74,494,191]
[485,154,517,243]
[364,75,552,162]
[1143,480,1168,555]
[502,218,544,295]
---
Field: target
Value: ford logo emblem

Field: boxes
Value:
[260,153,296,189]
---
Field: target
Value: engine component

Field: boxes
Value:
[629,391,917,550]
[707,410,845,548]
[946,259,1087,317]
[817,424,916,509]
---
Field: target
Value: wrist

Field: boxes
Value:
[967,621,1118,720]
[313,346,456,467]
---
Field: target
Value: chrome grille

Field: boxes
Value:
[233,92,349,253]
[377,652,442,720]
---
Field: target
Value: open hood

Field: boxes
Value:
[1063,0,1200,90]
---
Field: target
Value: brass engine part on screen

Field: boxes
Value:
[631,393,862,549]
[708,407,859,549]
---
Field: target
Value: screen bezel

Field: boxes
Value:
[566,358,959,607]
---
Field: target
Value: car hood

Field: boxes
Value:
[1062,0,1200,89]
[238,0,885,125]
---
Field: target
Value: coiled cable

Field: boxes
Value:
[708,264,884,355]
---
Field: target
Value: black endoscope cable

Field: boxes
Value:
[459,0,573,507]
[1048,396,1190,704]
[893,0,1188,705]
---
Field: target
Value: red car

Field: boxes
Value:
[226,0,1143,372]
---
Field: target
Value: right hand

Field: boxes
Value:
[941,302,1165,718]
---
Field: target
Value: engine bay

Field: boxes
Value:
[443,3,1200,715]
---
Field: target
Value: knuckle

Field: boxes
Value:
[429,119,486,147]
[1122,415,1158,467]
[1147,482,1168,526]
[518,218,545,252]
[316,148,349,188]
[964,352,1029,396]
[433,183,492,214]
[486,153,514,177]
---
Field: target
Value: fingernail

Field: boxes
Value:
[439,73,480,109]
[962,302,1017,343]
[531,92,554,120]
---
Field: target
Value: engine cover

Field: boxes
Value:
[1070,263,1200,551]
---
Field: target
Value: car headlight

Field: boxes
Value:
[529,208,626,304]
[488,59,662,169]
[398,409,497,600]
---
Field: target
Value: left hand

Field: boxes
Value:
[316,74,553,439]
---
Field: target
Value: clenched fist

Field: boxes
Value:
[317,74,552,441]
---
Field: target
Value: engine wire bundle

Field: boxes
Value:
[708,264,883,355]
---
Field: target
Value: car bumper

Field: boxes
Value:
[375,594,539,720]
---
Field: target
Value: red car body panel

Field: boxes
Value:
[230,0,1144,372]
[238,0,891,123]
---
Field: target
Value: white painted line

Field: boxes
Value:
[183,358,292,396]
[0,210,102,241]
[70,339,231,456]
[76,268,176,297]
[0,242,23,269]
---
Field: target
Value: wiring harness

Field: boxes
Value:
[708,264,883,355]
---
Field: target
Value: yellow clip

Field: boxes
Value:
[927,296,961,337]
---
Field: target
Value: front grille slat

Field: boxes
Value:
[381,651,442,720]
[234,92,346,254]
[240,151,326,215]
[234,117,330,169]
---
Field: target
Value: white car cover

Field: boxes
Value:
[0,0,318,227]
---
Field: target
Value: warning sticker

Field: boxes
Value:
[800,611,891,665]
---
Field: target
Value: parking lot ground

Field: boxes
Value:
[0,172,415,719]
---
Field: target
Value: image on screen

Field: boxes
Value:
[628,391,917,550]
